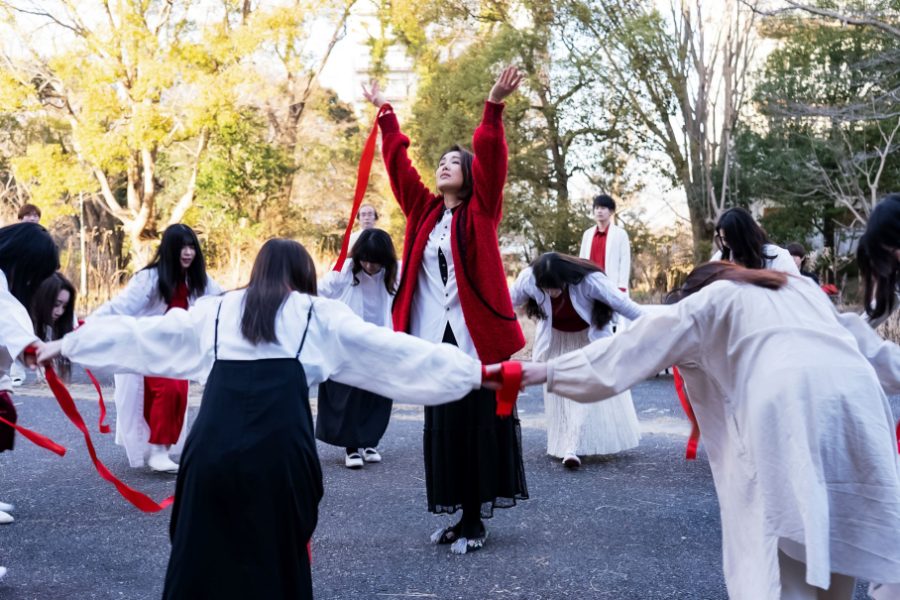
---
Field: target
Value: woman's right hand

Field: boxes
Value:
[519,362,548,388]
[362,80,387,108]
[35,340,63,365]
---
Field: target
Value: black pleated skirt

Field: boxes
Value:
[423,326,528,518]
[162,358,323,600]
[315,380,392,448]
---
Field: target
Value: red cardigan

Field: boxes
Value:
[378,101,525,364]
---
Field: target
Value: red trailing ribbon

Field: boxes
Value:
[42,364,174,513]
[0,415,66,456]
[482,362,523,418]
[673,366,700,460]
[896,420,899,455]
[333,105,389,272]
[85,369,110,434]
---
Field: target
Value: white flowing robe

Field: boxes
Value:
[318,261,394,327]
[63,290,482,407]
[89,269,223,467]
[0,271,39,392]
[546,276,900,599]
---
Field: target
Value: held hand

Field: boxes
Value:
[35,340,63,365]
[519,362,548,388]
[361,80,387,108]
[481,364,503,390]
[488,66,524,104]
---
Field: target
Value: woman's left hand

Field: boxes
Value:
[35,340,63,365]
[488,66,524,104]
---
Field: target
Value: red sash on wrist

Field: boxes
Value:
[482,362,523,417]
[673,366,700,460]
[333,105,389,273]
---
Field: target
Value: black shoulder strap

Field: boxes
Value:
[213,299,224,360]
[296,300,315,359]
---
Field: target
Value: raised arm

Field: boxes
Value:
[317,263,352,300]
[301,297,481,405]
[470,66,523,221]
[91,269,157,317]
[363,81,432,218]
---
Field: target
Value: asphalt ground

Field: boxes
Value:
[0,368,894,599]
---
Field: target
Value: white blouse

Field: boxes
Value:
[62,290,482,405]
[510,267,644,361]
[546,276,900,598]
[318,261,394,328]
[91,268,223,318]
[712,243,801,275]
[0,271,39,392]
[409,207,477,358]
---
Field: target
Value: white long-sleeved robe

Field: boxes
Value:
[90,269,223,467]
[0,271,39,392]
[318,261,394,327]
[546,276,900,599]
[711,243,801,275]
[64,290,482,407]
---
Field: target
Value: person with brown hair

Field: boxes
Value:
[496,262,900,600]
[38,237,488,600]
[16,203,41,224]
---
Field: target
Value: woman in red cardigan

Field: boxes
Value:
[363,66,527,554]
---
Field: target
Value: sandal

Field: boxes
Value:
[450,529,489,555]
[430,522,462,545]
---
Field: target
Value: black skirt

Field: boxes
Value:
[423,326,528,518]
[315,380,392,448]
[162,358,323,600]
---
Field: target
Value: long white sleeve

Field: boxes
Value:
[317,265,352,300]
[548,298,701,403]
[0,271,38,362]
[584,273,642,320]
[509,267,535,307]
[836,310,900,395]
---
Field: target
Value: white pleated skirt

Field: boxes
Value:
[543,328,641,458]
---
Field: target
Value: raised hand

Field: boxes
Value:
[488,66,524,104]
[361,80,387,108]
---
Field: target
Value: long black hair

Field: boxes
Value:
[143,224,208,304]
[241,239,317,345]
[0,222,59,308]
[439,145,475,201]
[715,207,776,270]
[665,262,788,304]
[350,228,398,294]
[30,272,76,342]
[524,252,614,330]
[858,193,900,320]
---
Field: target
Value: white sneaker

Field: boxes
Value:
[345,452,364,469]
[0,501,14,513]
[362,448,382,463]
[0,565,7,580]
[148,448,179,474]
[562,453,581,469]
[0,511,13,524]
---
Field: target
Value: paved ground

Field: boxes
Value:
[0,369,892,599]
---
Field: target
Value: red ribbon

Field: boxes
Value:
[0,414,66,456]
[673,366,700,460]
[75,321,110,434]
[333,105,389,272]
[896,419,899,455]
[42,363,174,513]
[482,362,523,418]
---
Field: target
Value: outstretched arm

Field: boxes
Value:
[362,81,432,218]
[471,66,524,221]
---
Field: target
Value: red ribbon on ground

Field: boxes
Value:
[673,366,700,460]
[482,362,523,418]
[42,364,174,513]
[333,105,389,272]
[0,415,66,456]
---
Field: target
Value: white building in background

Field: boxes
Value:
[317,2,417,116]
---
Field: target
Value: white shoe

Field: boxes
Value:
[148,448,179,474]
[362,448,382,463]
[345,452,364,469]
[562,453,581,469]
[0,511,13,524]
[0,566,7,580]
[0,501,14,513]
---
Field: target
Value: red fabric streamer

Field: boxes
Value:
[333,105,389,272]
[673,366,700,460]
[85,369,111,434]
[896,420,899,455]
[42,364,174,513]
[482,362,523,418]
[0,415,66,456]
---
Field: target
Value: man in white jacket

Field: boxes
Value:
[578,194,631,293]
